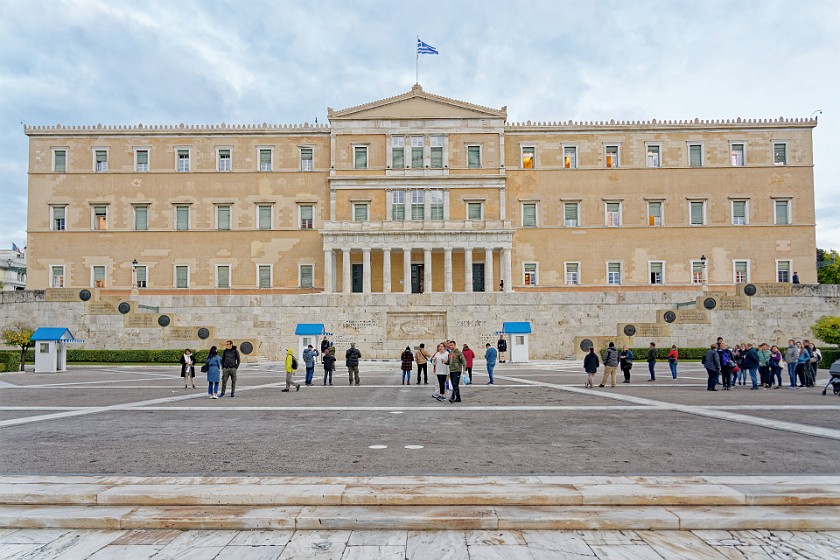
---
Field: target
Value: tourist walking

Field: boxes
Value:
[619,345,633,383]
[282,348,301,392]
[303,344,319,385]
[484,343,497,385]
[432,343,449,400]
[784,339,799,388]
[742,343,760,389]
[322,346,336,385]
[180,348,196,388]
[667,345,679,380]
[497,335,508,363]
[447,340,465,403]
[599,342,618,387]
[646,342,657,381]
[462,344,475,380]
[757,343,771,388]
[219,340,240,398]
[346,342,362,386]
[415,343,431,385]
[702,344,721,391]
[400,346,414,384]
[204,346,222,399]
[584,347,600,388]
[769,345,783,388]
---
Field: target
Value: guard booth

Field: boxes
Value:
[502,322,531,363]
[294,324,332,362]
[30,327,83,373]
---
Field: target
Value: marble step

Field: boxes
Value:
[1,503,839,531]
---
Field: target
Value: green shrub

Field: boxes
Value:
[0,351,21,371]
[63,349,205,363]
[820,349,839,369]
[0,364,6,372]
[600,347,708,360]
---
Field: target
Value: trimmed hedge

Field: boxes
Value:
[598,347,840,368]
[64,349,209,363]
[820,349,840,369]
[0,351,21,372]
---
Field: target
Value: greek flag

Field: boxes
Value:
[12,243,21,254]
[417,39,438,55]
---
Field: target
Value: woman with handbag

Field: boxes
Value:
[204,346,222,399]
[180,348,196,389]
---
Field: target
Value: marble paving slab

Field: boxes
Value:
[120,506,300,530]
[576,484,746,506]
[726,484,840,505]
[84,544,165,560]
[668,505,840,530]
[346,529,407,546]
[212,545,285,560]
[637,530,732,559]
[96,484,345,506]
[295,506,498,530]
[0,484,106,505]
[0,506,134,530]
[495,506,681,530]
[405,530,469,560]
[340,484,582,506]
[278,530,351,560]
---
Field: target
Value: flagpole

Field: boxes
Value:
[416,35,419,85]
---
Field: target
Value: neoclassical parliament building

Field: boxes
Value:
[25,85,817,294]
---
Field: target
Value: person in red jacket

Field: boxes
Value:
[462,344,475,381]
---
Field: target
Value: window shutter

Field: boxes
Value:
[54,151,66,171]
[176,266,188,288]
[217,266,230,288]
[136,151,148,165]
[690,202,704,225]
[564,203,578,222]
[176,207,189,230]
[134,207,148,230]
[258,206,272,229]
[258,266,271,288]
[301,265,313,288]
[775,201,789,224]
[523,204,537,227]
[354,147,367,169]
[468,146,480,168]
[689,145,702,167]
[218,206,231,230]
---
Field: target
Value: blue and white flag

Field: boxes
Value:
[12,243,21,254]
[417,38,438,55]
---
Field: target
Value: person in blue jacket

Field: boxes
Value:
[205,346,222,399]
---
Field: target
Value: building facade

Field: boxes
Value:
[24,85,817,294]
[0,250,26,291]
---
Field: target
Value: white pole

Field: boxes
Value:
[416,35,419,84]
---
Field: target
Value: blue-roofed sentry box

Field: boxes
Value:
[30,327,83,373]
[294,324,332,362]
[502,322,532,363]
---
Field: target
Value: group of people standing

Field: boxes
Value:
[179,341,241,398]
[703,338,822,391]
[583,342,680,388]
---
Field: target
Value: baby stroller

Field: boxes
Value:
[822,359,840,396]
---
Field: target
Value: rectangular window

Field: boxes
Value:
[605,145,619,168]
[257,205,273,230]
[774,143,787,166]
[524,263,538,286]
[690,201,705,226]
[300,147,313,171]
[92,265,106,288]
[522,203,537,227]
[467,145,481,168]
[51,206,66,231]
[216,265,230,289]
[430,190,444,220]
[299,205,314,229]
[607,262,621,285]
[218,148,231,172]
[734,260,749,284]
[467,202,483,221]
[93,206,108,231]
[565,262,579,285]
[51,265,64,288]
[648,201,662,226]
[94,149,108,172]
[177,149,190,172]
[258,265,272,288]
[411,190,425,220]
[689,144,703,167]
[732,200,747,225]
[300,264,314,289]
[731,143,745,166]
[392,191,406,221]
[692,261,706,284]
[175,205,190,231]
[175,265,189,288]
[217,205,231,230]
[430,136,444,168]
[650,262,664,285]
[775,199,790,225]
[521,146,535,169]
[646,145,661,168]
[53,149,67,172]
[564,202,579,227]
[354,146,368,169]
[777,260,791,283]
[135,265,147,288]
[391,137,405,169]
[134,206,148,231]
[353,203,368,222]
[135,149,149,172]
[606,202,621,227]
[411,136,424,168]
[563,146,577,169]
[259,148,272,172]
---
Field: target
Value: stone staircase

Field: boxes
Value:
[1,476,838,530]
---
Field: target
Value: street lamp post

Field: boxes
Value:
[700,254,708,290]
[131,259,138,294]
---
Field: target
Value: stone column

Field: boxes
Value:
[362,248,371,294]
[403,248,412,294]
[484,248,494,292]
[502,247,512,292]
[444,248,453,293]
[382,248,391,293]
[342,249,351,294]
[424,249,432,293]
[323,249,333,294]
[464,249,473,293]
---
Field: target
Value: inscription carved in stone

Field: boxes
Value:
[632,324,670,337]
[86,301,117,314]
[45,288,81,302]
[674,310,710,324]
[755,283,792,296]
[718,296,751,311]
[125,314,159,328]
[387,312,446,339]
[165,327,197,340]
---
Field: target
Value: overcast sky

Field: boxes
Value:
[1,0,838,256]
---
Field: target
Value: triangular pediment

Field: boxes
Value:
[328,85,507,121]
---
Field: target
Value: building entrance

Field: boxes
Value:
[351,264,363,293]
[473,263,485,292]
[411,264,424,293]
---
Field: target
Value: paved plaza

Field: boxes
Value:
[1,360,839,475]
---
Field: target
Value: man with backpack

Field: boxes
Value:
[219,340,240,397]
[282,348,301,392]
[599,342,619,388]
[346,342,362,386]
